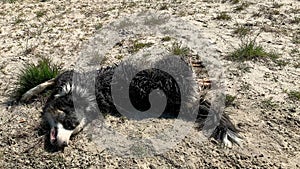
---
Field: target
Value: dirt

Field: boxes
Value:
[0,0,299,168]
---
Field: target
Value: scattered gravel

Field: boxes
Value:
[0,0,299,168]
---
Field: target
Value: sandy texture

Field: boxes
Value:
[0,0,299,168]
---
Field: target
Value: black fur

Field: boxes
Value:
[44,64,240,144]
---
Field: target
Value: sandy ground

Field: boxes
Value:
[0,0,299,168]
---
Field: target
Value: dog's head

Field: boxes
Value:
[50,122,74,147]
[46,104,80,147]
[44,82,96,148]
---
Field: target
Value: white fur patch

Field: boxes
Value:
[72,85,97,110]
[227,129,243,146]
[55,83,72,98]
[222,130,243,148]
[72,85,90,99]
[222,133,232,148]
[54,83,94,102]
[72,118,87,135]
[55,123,74,147]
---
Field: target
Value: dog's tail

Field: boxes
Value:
[20,78,56,102]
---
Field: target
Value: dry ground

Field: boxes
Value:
[0,0,299,168]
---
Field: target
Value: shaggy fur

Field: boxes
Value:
[38,63,241,148]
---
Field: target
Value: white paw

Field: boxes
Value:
[222,133,232,148]
[222,130,243,148]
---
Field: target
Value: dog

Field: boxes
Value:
[21,58,242,148]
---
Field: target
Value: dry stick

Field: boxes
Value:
[20,78,55,102]
[190,59,212,89]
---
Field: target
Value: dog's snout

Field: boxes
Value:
[54,123,73,148]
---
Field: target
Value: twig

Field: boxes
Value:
[20,78,55,102]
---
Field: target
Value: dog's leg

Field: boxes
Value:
[72,118,87,135]
[21,78,55,102]
[212,113,242,148]
[221,114,243,147]
[197,98,242,147]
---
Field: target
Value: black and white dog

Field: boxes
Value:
[21,58,241,148]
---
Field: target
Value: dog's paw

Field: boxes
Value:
[221,129,243,148]
[211,125,243,148]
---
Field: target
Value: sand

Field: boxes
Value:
[0,0,299,168]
